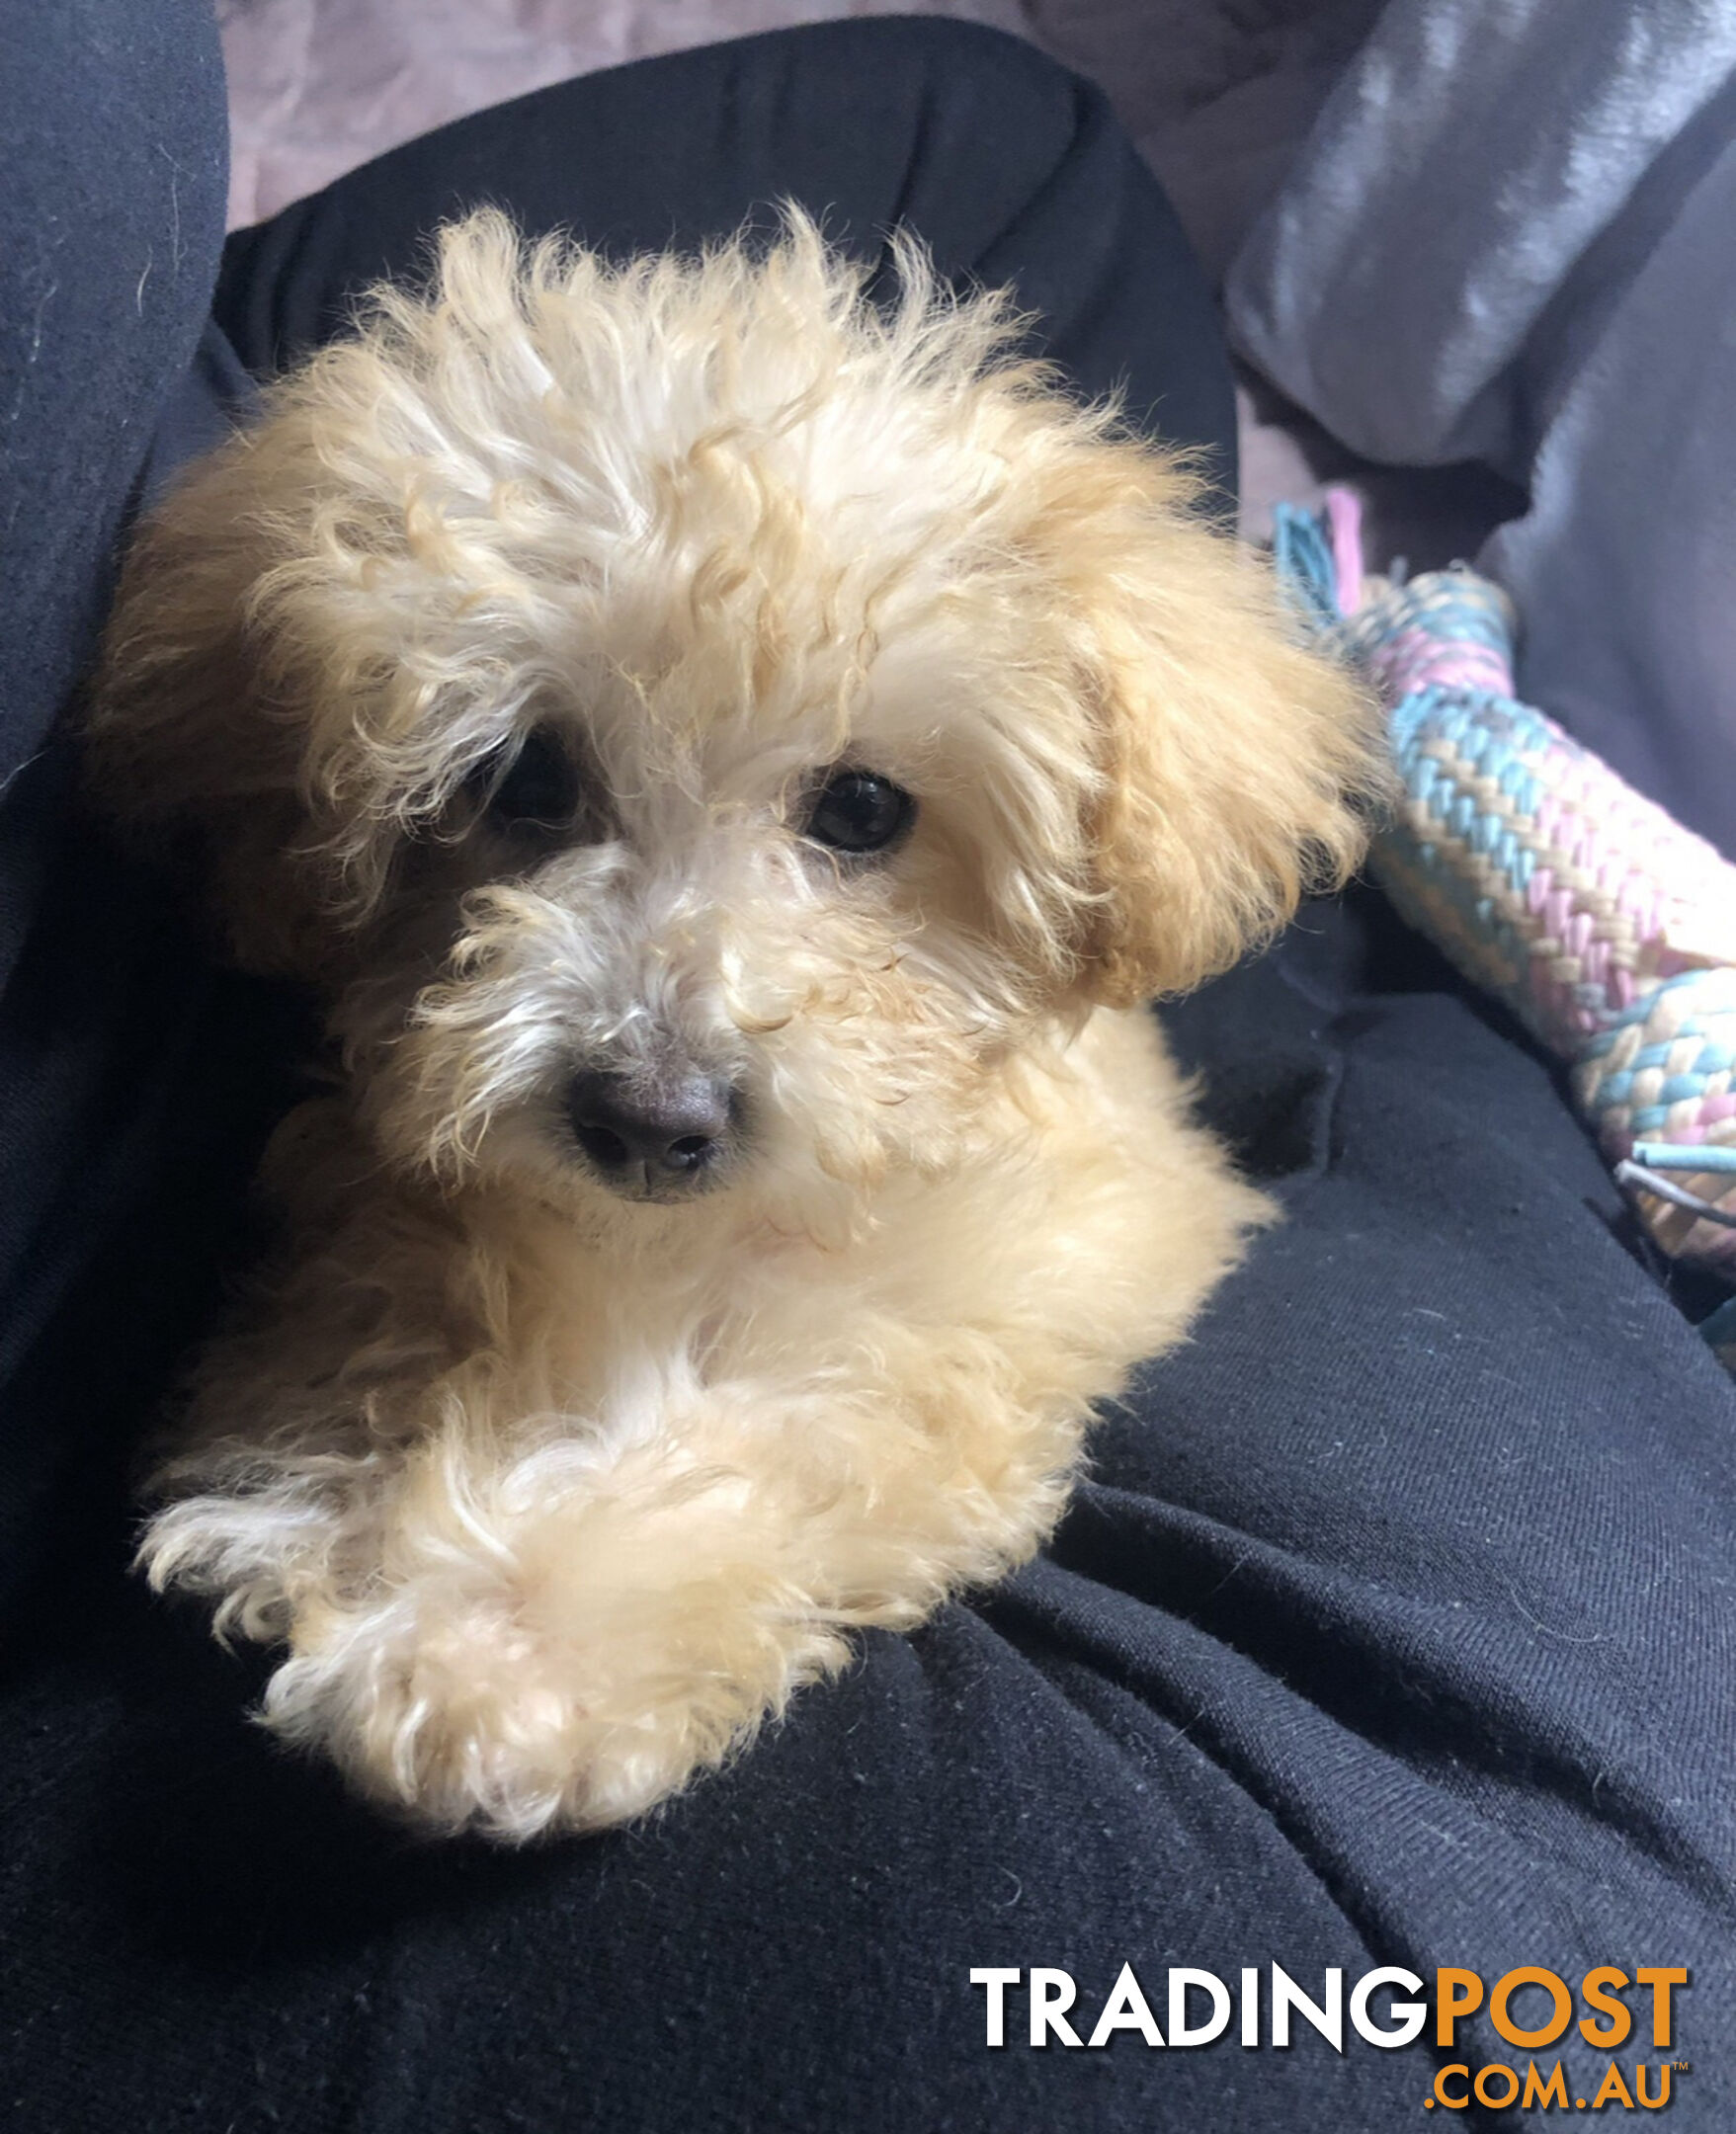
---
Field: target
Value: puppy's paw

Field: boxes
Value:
[259,1603,618,1839]
[146,1388,1050,1838]
[254,1477,856,1839]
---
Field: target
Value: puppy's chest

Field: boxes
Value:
[481,1226,839,1433]
[479,1172,1116,1435]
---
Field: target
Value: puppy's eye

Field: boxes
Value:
[802,770,915,856]
[476,728,579,832]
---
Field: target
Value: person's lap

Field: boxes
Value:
[4,15,1733,2130]
[10,890,1733,2128]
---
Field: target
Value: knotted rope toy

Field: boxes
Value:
[1273,491,1736,1276]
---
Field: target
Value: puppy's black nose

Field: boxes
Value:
[566,1068,735,1189]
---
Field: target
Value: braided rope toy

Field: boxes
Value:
[1273,491,1736,1270]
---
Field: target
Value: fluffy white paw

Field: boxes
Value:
[255,1553,851,1841]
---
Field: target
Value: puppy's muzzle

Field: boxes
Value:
[566,1065,740,1200]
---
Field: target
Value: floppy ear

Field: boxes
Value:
[1033,445,1386,1006]
[84,211,557,983]
[83,426,337,979]
[85,232,518,981]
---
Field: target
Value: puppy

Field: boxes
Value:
[86,210,1378,1840]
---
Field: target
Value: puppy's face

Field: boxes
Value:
[88,213,1380,1228]
[343,560,1114,1216]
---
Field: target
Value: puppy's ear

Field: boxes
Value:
[1037,446,1386,1006]
[84,214,531,981]
[83,430,332,978]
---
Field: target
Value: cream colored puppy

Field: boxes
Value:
[87,211,1378,1841]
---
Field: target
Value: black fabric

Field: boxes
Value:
[3,15,1734,2132]
[0,0,296,1635]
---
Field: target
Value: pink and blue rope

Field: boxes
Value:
[1274,491,1736,1268]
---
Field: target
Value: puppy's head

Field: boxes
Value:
[87,210,1381,1224]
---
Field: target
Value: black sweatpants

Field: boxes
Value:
[3,8,1733,2130]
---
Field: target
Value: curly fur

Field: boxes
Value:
[86,210,1382,1840]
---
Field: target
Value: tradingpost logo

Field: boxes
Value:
[967,1962,1693,2111]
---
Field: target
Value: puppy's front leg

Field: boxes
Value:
[252,1411,858,1839]
[149,1345,1068,1841]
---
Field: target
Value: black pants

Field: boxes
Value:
[3,10,1733,2130]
